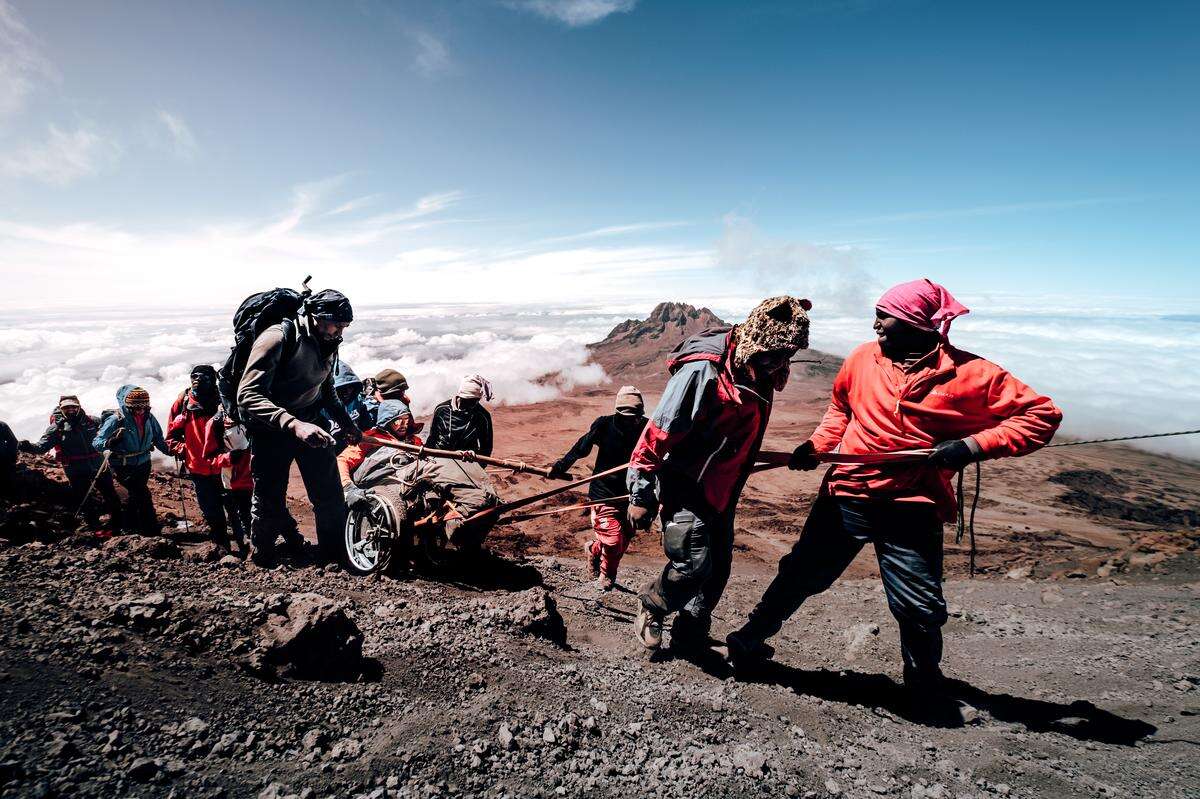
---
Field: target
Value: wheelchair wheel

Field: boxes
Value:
[344,492,401,576]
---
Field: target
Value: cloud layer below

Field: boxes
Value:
[1,301,1196,462]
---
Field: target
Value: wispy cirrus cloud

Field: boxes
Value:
[412,30,453,76]
[153,110,198,159]
[0,123,122,184]
[504,0,637,27]
[0,0,55,119]
[841,196,1146,226]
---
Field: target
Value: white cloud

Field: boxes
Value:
[505,0,637,27]
[412,30,452,76]
[154,110,198,159]
[0,0,55,119]
[0,123,121,184]
[0,308,618,456]
[841,196,1144,226]
[716,212,876,315]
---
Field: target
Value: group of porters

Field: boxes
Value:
[1,277,1062,719]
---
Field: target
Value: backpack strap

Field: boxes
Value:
[279,317,302,370]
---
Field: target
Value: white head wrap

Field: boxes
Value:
[456,374,494,402]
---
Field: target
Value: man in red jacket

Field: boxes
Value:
[628,296,812,652]
[167,365,233,551]
[726,279,1062,708]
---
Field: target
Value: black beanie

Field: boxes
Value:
[307,289,354,324]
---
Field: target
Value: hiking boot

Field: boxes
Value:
[903,668,962,726]
[634,605,664,650]
[669,610,711,653]
[584,540,601,580]
[597,574,615,592]
[725,630,776,672]
[249,543,277,569]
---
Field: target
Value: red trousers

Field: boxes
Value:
[588,502,633,579]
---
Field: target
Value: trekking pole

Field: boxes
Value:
[72,450,112,522]
[359,435,565,478]
[175,458,191,535]
[459,463,632,526]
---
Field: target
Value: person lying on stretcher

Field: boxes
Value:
[343,432,501,564]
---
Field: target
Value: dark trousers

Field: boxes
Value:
[65,462,123,530]
[224,489,251,547]
[737,495,947,678]
[641,487,737,633]
[111,461,157,535]
[190,474,229,545]
[249,423,346,562]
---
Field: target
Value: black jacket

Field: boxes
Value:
[0,421,16,471]
[556,414,648,501]
[32,412,104,468]
[427,400,493,456]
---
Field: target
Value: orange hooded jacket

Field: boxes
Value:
[810,341,1062,521]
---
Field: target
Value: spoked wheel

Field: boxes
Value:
[344,493,400,576]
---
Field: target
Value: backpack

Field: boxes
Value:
[217,278,313,423]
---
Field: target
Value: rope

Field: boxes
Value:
[955,462,981,577]
[500,495,631,525]
[1043,429,1200,448]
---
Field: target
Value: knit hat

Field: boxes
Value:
[374,368,409,398]
[124,387,151,410]
[732,296,812,372]
[614,385,643,416]
[58,395,81,409]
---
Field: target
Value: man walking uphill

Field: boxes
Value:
[726,279,1061,713]
[549,385,648,591]
[237,289,360,567]
[19,395,123,531]
[628,296,812,652]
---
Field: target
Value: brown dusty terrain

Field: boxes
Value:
[0,303,1197,799]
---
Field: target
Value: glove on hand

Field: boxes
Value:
[928,439,976,470]
[344,485,372,510]
[788,440,820,471]
[547,459,571,480]
[343,426,363,446]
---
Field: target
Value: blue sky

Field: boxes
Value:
[0,0,1197,310]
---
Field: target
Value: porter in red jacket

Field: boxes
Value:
[728,279,1062,716]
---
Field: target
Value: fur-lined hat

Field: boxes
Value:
[732,296,812,371]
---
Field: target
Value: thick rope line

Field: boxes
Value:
[1043,429,1200,448]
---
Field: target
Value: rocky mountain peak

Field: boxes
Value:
[598,302,727,346]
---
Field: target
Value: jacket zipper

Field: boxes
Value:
[697,436,728,481]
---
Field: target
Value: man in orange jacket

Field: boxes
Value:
[727,279,1062,709]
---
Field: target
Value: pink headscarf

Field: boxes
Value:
[876,278,970,336]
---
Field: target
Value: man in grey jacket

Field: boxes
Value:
[237,289,360,567]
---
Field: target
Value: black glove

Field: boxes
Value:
[788,440,820,471]
[547,459,570,480]
[344,485,371,510]
[343,426,363,446]
[928,439,975,470]
[17,440,40,454]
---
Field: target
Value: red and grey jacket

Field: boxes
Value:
[167,390,222,476]
[627,328,773,514]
